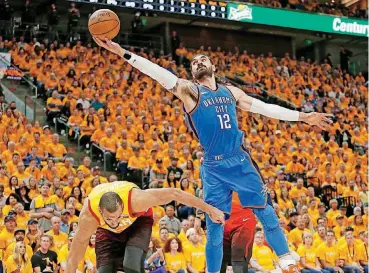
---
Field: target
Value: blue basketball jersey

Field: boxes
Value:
[184,84,244,157]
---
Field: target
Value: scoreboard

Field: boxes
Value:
[73,0,227,19]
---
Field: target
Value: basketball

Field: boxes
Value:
[88,9,120,40]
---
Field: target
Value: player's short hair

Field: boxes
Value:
[99,192,123,213]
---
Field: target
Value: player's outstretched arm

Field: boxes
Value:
[92,37,197,102]
[66,199,99,273]
[228,85,333,130]
[130,188,225,225]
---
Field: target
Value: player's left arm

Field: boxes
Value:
[130,188,225,225]
[227,85,333,130]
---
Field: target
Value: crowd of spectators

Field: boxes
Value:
[0,34,366,273]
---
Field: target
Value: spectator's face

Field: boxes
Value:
[254,233,264,245]
[181,220,190,231]
[159,221,168,229]
[40,237,51,250]
[297,217,305,229]
[15,231,25,241]
[160,229,169,241]
[318,227,326,237]
[61,213,70,223]
[189,232,199,244]
[41,185,50,196]
[14,203,24,214]
[5,219,16,231]
[226,266,234,273]
[166,207,175,217]
[188,216,195,227]
[297,179,303,188]
[52,218,61,231]
[170,239,179,251]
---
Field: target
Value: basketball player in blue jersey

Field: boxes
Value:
[94,37,333,273]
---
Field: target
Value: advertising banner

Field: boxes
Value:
[227,3,369,37]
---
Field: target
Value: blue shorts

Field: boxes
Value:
[201,145,268,213]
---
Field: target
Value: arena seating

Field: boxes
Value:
[0,33,367,273]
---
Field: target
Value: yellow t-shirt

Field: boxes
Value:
[357,243,368,263]
[84,245,97,267]
[339,242,358,264]
[4,243,33,261]
[288,228,310,248]
[5,255,33,273]
[0,229,15,250]
[88,181,140,233]
[297,245,317,268]
[252,244,276,270]
[46,230,68,251]
[164,252,187,272]
[316,243,338,267]
[184,243,206,273]
[58,244,84,272]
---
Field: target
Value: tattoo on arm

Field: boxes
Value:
[169,80,180,94]
[169,79,199,101]
[183,81,199,101]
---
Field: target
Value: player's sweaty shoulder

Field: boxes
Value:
[169,78,199,102]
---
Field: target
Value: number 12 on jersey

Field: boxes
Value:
[217,114,231,129]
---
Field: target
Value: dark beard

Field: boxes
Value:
[194,67,213,80]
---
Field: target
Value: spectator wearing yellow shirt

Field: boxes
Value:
[326,199,340,227]
[46,91,63,123]
[4,228,33,262]
[58,232,85,273]
[317,230,344,273]
[14,202,30,229]
[333,215,347,239]
[250,231,282,273]
[352,215,367,238]
[312,226,326,249]
[348,207,363,226]
[297,232,326,273]
[47,134,67,161]
[183,228,206,273]
[285,155,305,176]
[278,187,295,212]
[85,233,97,272]
[5,241,33,273]
[289,216,311,249]
[338,232,363,273]
[0,215,17,250]
[46,216,68,251]
[164,237,187,273]
[289,178,308,200]
[357,231,368,273]
[343,181,360,202]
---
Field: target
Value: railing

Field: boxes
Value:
[55,117,82,165]
[24,95,37,121]
[91,143,108,175]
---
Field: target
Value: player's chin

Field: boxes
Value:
[194,70,212,80]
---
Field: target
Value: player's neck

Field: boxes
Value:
[197,76,216,90]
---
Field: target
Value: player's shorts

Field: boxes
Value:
[95,213,153,271]
[201,144,268,212]
[223,210,256,262]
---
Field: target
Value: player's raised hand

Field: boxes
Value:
[302,112,333,130]
[207,207,225,225]
[92,37,125,57]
